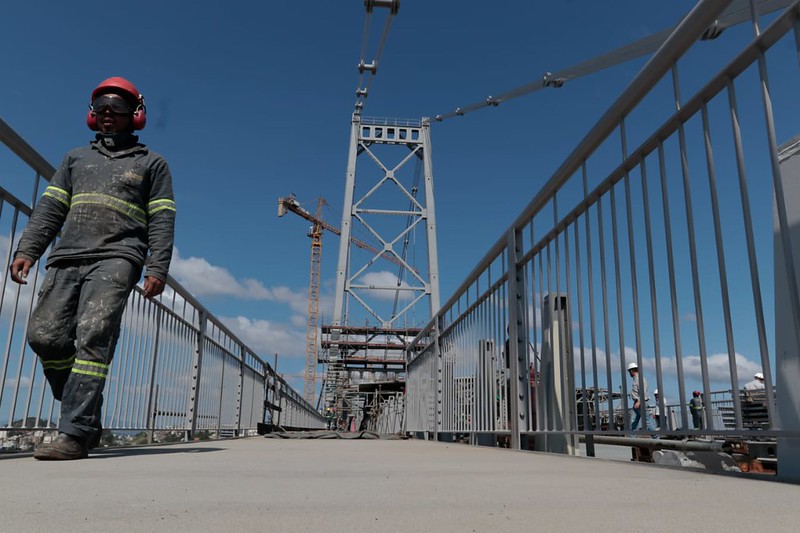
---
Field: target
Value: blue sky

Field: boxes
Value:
[2,1,798,400]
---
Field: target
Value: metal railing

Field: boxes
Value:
[0,118,325,453]
[406,0,800,478]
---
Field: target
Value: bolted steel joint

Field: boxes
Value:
[358,60,378,74]
[356,88,369,98]
[701,20,724,40]
[365,0,399,15]
[543,72,565,88]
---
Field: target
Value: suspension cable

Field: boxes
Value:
[433,0,792,122]
[354,0,400,115]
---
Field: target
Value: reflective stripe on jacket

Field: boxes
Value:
[15,136,175,281]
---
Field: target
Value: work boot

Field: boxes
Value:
[33,433,88,461]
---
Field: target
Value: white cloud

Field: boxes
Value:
[170,248,331,315]
[569,344,763,385]
[219,315,305,359]
[358,271,414,301]
[679,352,762,385]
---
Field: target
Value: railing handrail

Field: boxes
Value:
[0,117,56,178]
[411,0,737,351]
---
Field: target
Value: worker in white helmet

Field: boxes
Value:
[627,362,655,432]
[743,372,765,391]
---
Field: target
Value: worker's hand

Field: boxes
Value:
[9,257,33,285]
[633,400,640,409]
[142,276,165,298]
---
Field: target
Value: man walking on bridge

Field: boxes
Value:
[627,362,655,433]
[8,77,176,460]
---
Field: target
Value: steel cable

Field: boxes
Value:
[433,0,791,122]
[354,2,399,114]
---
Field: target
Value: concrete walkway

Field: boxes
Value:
[1,437,798,532]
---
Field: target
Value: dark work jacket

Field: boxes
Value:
[15,137,176,281]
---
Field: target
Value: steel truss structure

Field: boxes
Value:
[324,115,440,418]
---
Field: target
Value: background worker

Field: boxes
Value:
[8,77,176,460]
[652,389,671,430]
[744,372,766,390]
[627,362,655,432]
[689,390,704,430]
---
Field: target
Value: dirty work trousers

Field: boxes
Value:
[27,257,140,444]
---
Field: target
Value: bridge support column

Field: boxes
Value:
[776,137,800,482]
[187,310,207,442]
[537,293,576,455]
[506,229,530,450]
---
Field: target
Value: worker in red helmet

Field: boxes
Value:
[689,390,704,430]
[8,77,175,460]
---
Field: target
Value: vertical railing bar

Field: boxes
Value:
[122,294,144,428]
[583,165,601,431]
[754,9,800,402]
[0,205,14,322]
[673,62,714,429]
[133,302,154,428]
[573,216,591,445]
[528,219,538,434]
[553,194,567,438]
[726,79,774,424]
[10,260,42,427]
[157,313,174,430]
[165,314,182,429]
[494,287,501,433]
[701,103,743,426]
[610,184,630,431]
[2,290,24,426]
[546,239,553,432]
[115,296,137,428]
[145,306,163,438]
[217,348,227,434]
[109,301,130,428]
[639,158,666,430]
[658,142,689,430]
[621,118,648,432]
[596,192,616,431]
[536,251,545,432]
[0,209,22,410]
[563,216,577,435]
[35,361,48,428]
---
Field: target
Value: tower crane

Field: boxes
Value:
[277,194,414,406]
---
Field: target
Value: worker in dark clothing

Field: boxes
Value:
[9,77,175,460]
[689,390,704,430]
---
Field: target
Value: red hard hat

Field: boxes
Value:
[693,390,701,396]
[87,76,147,131]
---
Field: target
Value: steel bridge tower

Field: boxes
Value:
[323,114,440,420]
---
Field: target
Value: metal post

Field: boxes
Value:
[433,318,443,440]
[273,353,282,428]
[236,346,245,435]
[421,118,441,315]
[187,310,207,441]
[507,228,530,450]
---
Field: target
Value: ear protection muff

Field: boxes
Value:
[86,76,147,131]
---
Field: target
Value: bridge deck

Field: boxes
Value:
[1,437,798,532]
